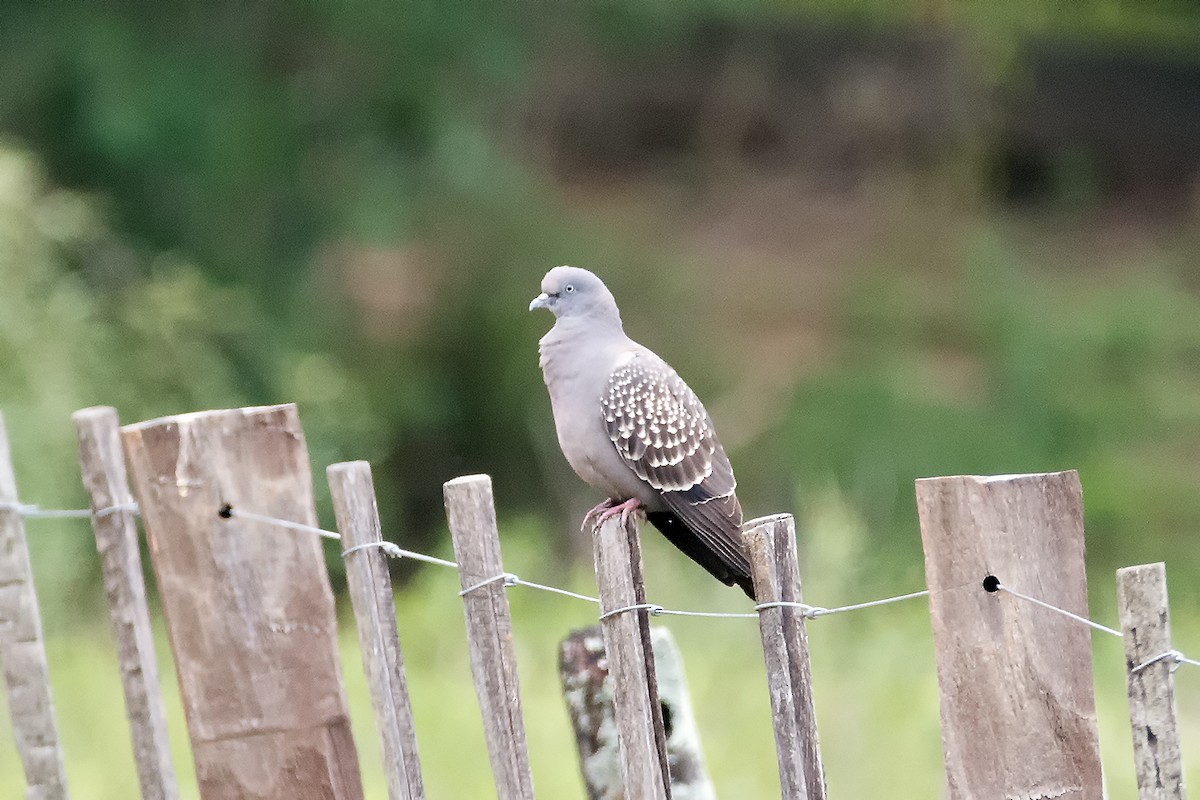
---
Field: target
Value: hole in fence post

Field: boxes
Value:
[660,700,673,740]
[982,575,1000,593]
[217,503,232,519]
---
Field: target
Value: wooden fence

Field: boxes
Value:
[0,403,1192,799]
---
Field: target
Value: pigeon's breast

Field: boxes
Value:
[538,333,660,507]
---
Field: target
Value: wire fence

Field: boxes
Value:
[8,498,1198,675]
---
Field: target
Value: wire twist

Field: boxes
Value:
[458,572,520,597]
[599,603,664,621]
[342,541,405,560]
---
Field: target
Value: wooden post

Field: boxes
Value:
[329,461,424,800]
[915,471,1103,800]
[0,411,70,800]
[591,512,670,800]
[74,406,178,800]
[745,513,824,800]
[442,475,534,800]
[121,404,363,800]
[559,625,716,800]
[1116,563,1186,800]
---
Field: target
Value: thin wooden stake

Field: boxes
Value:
[1116,562,1186,800]
[443,475,534,800]
[329,461,424,800]
[73,406,178,800]
[559,624,716,800]
[745,513,824,800]
[916,471,1102,800]
[0,411,70,800]
[122,404,362,800]
[591,512,669,800]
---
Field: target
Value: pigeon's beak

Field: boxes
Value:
[529,292,552,312]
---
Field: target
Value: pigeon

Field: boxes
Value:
[530,265,753,597]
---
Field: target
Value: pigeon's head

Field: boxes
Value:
[529,266,621,325]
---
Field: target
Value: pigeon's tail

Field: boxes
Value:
[646,511,756,599]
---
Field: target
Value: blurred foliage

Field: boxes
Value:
[778,228,1200,606]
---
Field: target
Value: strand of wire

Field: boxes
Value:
[221,506,942,623]
[23,498,1194,664]
[0,501,140,519]
[221,508,461,569]
[319,505,1200,673]
[995,583,1123,638]
[226,505,935,621]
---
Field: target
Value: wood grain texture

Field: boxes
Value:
[915,471,1102,800]
[559,625,715,800]
[442,474,534,800]
[0,411,70,800]
[1116,563,1186,800]
[121,404,362,800]
[329,461,425,800]
[746,514,824,800]
[591,512,670,800]
[74,406,178,800]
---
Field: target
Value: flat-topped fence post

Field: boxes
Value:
[74,406,177,800]
[1116,562,1187,800]
[745,513,824,800]
[0,411,70,800]
[590,512,670,800]
[329,460,425,800]
[443,475,535,800]
[122,404,362,800]
[916,471,1102,800]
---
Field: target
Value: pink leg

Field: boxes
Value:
[592,497,643,528]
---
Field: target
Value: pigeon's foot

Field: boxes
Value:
[581,499,616,532]
[592,497,643,529]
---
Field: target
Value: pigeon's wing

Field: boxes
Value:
[601,351,750,589]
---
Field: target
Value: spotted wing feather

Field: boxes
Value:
[602,352,751,591]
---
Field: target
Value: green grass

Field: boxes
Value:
[3,508,1198,798]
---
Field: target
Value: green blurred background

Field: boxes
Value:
[2,1,1199,797]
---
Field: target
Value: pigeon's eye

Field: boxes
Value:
[564,284,575,293]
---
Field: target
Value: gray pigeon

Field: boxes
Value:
[530,265,753,597]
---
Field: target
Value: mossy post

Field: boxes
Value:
[559,625,715,800]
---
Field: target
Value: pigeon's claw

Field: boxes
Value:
[592,497,643,529]
[581,499,616,532]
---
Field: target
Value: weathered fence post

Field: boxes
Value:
[0,411,70,800]
[916,471,1103,800]
[73,406,178,800]
[122,404,363,800]
[329,460,425,800]
[1116,562,1186,800]
[443,475,535,800]
[745,513,825,800]
[590,512,670,800]
[559,625,715,800]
